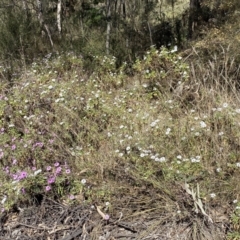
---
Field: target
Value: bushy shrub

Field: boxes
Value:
[133,46,190,94]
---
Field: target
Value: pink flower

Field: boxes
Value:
[65,169,71,174]
[33,142,43,148]
[3,166,9,174]
[56,167,62,174]
[69,195,75,200]
[12,174,18,180]
[47,177,55,184]
[46,166,52,171]
[18,171,27,180]
[25,129,29,134]
[45,186,51,191]
[54,162,60,167]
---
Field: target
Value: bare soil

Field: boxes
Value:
[0,192,229,240]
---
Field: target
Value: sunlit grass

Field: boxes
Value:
[0,46,240,238]
[160,0,189,18]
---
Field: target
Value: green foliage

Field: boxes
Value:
[228,203,240,239]
[85,7,105,27]
[133,46,189,94]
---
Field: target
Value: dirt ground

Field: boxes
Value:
[0,194,229,240]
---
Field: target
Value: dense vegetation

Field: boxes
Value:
[1,0,240,239]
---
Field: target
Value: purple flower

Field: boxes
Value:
[33,142,44,148]
[38,142,43,147]
[69,195,75,200]
[47,177,55,184]
[3,166,9,174]
[18,171,27,180]
[21,188,25,194]
[65,169,71,174]
[11,145,16,150]
[56,167,62,174]
[45,185,51,191]
[32,166,36,171]
[54,162,60,167]
[12,174,18,180]
[46,166,52,171]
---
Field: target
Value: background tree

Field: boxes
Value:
[188,0,202,39]
[0,0,239,78]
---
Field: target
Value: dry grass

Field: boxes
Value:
[0,44,240,238]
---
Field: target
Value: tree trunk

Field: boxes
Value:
[57,0,62,37]
[22,0,30,22]
[36,0,54,47]
[106,0,111,55]
[36,0,44,28]
[22,0,27,11]
[147,22,153,46]
[188,0,202,39]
